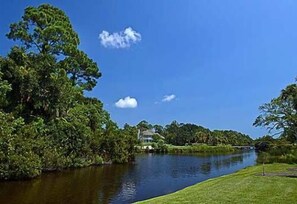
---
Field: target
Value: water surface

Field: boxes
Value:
[0,151,256,204]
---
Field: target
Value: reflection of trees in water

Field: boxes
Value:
[200,162,211,174]
[97,164,133,204]
[199,153,253,174]
[168,153,252,177]
[170,153,251,177]
[0,152,254,204]
[0,164,131,204]
[213,155,244,170]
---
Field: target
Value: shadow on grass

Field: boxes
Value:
[255,167,297,178]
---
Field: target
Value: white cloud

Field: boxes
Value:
[162,94,176,102]
[99,27,141,48]
[115,96,138,108]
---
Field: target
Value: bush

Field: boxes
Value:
[41,146,69,171]
[2,151,42,180]
[256,145,297,164]
[0,112,42,180]
[93,155,104,165]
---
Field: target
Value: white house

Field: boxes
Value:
[137,129,164,143]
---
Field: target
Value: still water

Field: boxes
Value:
[0,151,256,204]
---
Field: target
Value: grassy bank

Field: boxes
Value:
[166,144,235,153]
[137,144,236,153]
[136,163,297,204]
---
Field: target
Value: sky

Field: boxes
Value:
[0,0,297,138]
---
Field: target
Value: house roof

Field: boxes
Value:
[140,130,165,139]
[141,130,155,136]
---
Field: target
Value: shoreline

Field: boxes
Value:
[135,163,297,204]
[137,144,242,154]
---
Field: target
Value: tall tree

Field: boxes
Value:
[0,4,141,180]
[153,124,164,134]
[6,4,100,90]
[0,67,11,106]
[137,120,152,131]
[1,4,101,121]
[254,80,297,143]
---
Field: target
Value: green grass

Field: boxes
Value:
[137,144,235,154]
[135,163,297,204]
[166,144,235,153]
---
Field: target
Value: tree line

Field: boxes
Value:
[137,120,253,146]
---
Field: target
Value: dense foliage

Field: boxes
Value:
[0,4,138,180]
[254,80,297,143]
[254,78,297,164]
[255,136,297,164]
[137,120,253,146]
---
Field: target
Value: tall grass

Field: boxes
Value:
[166,144,235,153]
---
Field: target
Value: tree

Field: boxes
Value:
[153,124,164,135]
[137,120,152,131]
[0,68,11,106]
[0,112,43,180]
[254,81,297,143]
[195,131,209,144]
[122,124,139,161]
[1,4,101,121]
[164,121,180,145]
[7,4,100,90]
[98,121,138,163]
[0,4,138,180]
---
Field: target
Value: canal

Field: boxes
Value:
[0,151,256,204]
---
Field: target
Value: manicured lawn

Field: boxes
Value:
[135,163,297,204]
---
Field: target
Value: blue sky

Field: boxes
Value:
[1,0,297,138]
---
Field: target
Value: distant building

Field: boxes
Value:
[137,129,164,143]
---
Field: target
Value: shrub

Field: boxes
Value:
[93,155,104,165]
[0,112,42,180]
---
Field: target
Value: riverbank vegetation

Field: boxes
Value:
[0,4,139,180]
[136,163,297,204]
[137,120,253,146]
[253,79,297,164]
[166,144,235,153]
[138,143,235,154]
[255,136,297,164]
[137,120,253,154]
